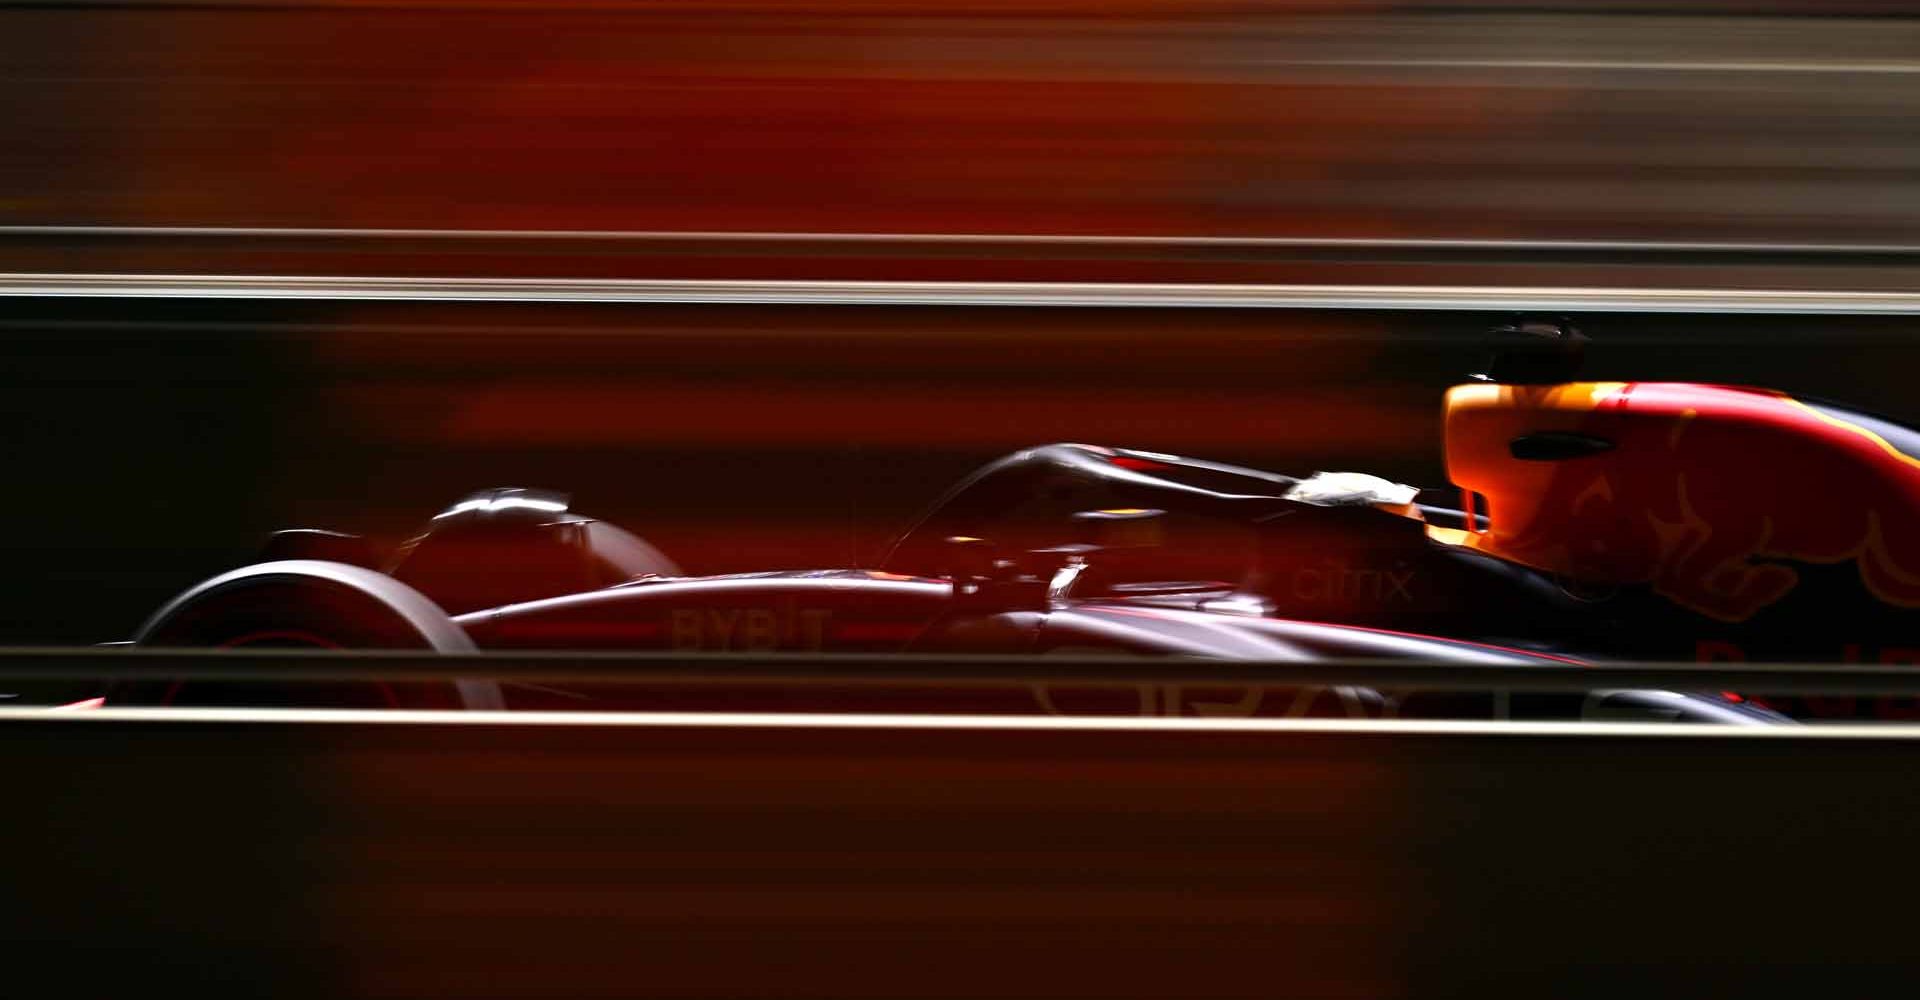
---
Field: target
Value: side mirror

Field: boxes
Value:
[1070,507,1166,549]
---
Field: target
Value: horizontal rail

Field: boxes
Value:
[7,273,1920,312]
[12,225,1920,260]
[9,647,1920,694]
[12,706,1920,738]
[10,228,1919,304]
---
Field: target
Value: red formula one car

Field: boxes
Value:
[115,323,1916,722]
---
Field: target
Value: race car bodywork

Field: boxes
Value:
[1443,380,1920,659]
[115,324,1912,721]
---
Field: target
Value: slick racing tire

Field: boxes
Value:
[125,559,503,710]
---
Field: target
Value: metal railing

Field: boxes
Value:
[6,227,1920,311]
[4,646,1918,695]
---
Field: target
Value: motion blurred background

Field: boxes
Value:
[12,0,1920,239]
[4,0,1920,641]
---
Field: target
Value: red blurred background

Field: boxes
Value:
[11,0,1920,240]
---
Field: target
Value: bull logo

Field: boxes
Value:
[1445,382,1920,623]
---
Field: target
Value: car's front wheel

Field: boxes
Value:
[124,560,501,710]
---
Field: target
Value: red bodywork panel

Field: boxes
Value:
[1444,381,1920,622]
